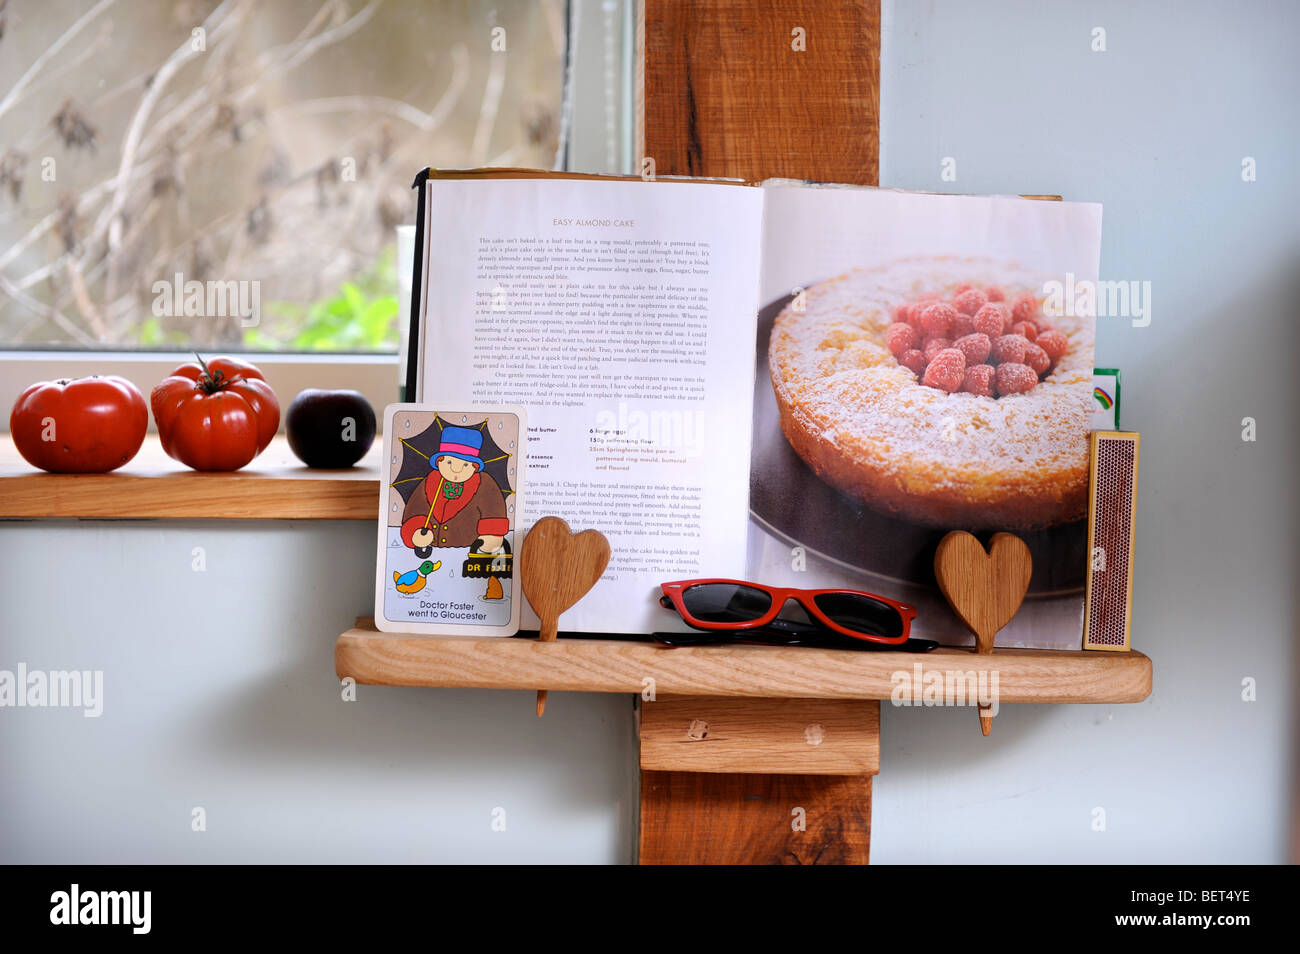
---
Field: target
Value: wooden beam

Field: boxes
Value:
[640,698,880,775]
[639,771,872,864]
[640,0,881,184]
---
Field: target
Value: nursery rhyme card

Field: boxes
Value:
[375,404,526,636]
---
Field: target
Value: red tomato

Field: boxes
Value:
[151,355,280,472]
[9,375,148,473]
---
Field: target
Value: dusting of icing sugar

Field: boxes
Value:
[770,256,1095,483]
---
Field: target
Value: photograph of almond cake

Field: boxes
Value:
[768,256,1094,531]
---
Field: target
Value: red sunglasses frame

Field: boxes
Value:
[658,579,916,646]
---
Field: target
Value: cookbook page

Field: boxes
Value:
[750,183,1103,649]
[416,176,765,633]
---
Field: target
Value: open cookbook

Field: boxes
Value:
[403,169,1103,649]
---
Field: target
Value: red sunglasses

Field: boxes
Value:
[658,579,916,646]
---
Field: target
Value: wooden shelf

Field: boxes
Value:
[335,619,1152,704]
[0,434,380,520]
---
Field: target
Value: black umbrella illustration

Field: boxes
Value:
[390,414,517,598]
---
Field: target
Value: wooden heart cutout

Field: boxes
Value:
[521,516,611,717]
[520,516,611,642]
[933,531,1032,655]
[934,531,1032,737]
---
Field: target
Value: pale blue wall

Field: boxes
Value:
[0,521,636,863]
[873,0,1297,862]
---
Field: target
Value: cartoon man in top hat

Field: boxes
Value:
[400,425,509,599]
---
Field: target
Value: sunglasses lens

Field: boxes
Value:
[812,593,905,638]
[680,583,772,623]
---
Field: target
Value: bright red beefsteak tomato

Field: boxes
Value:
[9,375,148,473]
[151,355,280,471]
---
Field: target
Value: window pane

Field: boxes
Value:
[0,0,567,352]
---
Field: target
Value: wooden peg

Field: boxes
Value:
[933,531,1032,736]
[519,516,611,716]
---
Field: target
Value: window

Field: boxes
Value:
[0,0,594,353]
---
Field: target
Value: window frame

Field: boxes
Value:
[0,0,636,432]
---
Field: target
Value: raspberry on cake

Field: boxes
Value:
[767,256,1094,530]
[972,303,1006,338]
[992,333,1029,366]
